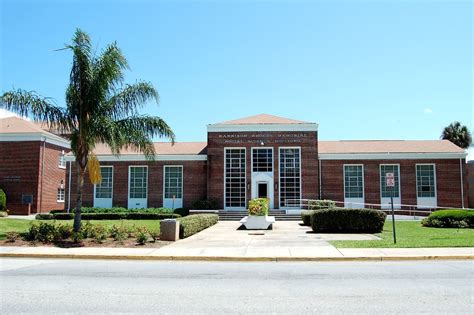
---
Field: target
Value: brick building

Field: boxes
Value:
[64,114,469,212]
[0,117,70,214]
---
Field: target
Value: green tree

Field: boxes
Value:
[1,29,175,232]
[441,121,472,149]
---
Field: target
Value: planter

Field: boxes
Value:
[240,215,275,230]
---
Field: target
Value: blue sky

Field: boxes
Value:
[1,0,472,145]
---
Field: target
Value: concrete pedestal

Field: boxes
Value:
[160,219,180,241]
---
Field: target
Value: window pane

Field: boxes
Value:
[225,149,246,208]
[252,148,273,172]
[164,166,183,198]
[416,165,435,197]
[129,167,147,199]
[95,167,113,199]
[344,165,363,198]
[280,148,301,207]
[380,165,400,198]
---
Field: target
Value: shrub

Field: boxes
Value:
[92,225,108,243]
[308,200,336,210]
[136,227,149,245]
[71,207,174,214]
[56,224,73,240]
[50,209,66,214]
[36,213,54,220]
[0,189,6,211]
[149,229,160,242]
[421,210,474,228]
[191,198,219,210]
[80,221,95,239]
[0,211,8,217]
[301,210,315,226]
[72,231,83,244]
[109,224,128,243]
[311,208,387,233]
[173,208,189,217]
[49,212,180,220]
[178,214,218,239]
[24,222,58,243]
[248,198,269,216]
[6,231,20,242]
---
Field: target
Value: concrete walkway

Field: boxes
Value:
[0,222,472,261]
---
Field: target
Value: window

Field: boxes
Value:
[129,166,148,199]
[57,188,65,202]
[225,148,246,208]
[58,151,66,168]
[252,148,273,172]
[344,165,364,198]
[279,148,301,207]
[416,164,436,198]
[164,166,183,199]
[380,165,400,198]
[95,167,113,199]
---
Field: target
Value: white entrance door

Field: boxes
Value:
[380,164,401,209]
[94,166,113,208]
[163,165,183,209]
[344,164,365,208]
[416,164,437,208]
[128,166,148,209]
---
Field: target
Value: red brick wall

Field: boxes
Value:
[66,160,207,210]
[207,131,319,209]
[0,141,68,214]
[320,159,468,209]
[467,162,474,208]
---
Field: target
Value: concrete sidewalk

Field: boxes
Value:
[0,222,472,261]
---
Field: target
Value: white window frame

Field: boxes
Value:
[57,188,65,202]
[343,164,364,208]
[163,165,183,209]
[94,166,114,208]
[224,147,247,210]
[251,147,274,173]
[416,163,437,208]
[128,165,148,209]
[58,150,66,169]
[379,164,401,209]
[278,146,302,209]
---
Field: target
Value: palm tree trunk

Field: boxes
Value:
[73,162,85,232]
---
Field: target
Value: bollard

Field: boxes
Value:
[160,219,180,241]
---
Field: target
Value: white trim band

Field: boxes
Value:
[319,152,467,160]
[0,133,70,148]
[207,123,318,133]
[65,154,208,162]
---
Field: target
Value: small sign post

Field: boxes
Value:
[386,173,397,244]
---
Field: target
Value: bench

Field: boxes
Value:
[240,215,276,230]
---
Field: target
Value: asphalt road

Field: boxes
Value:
[0,258,472,314]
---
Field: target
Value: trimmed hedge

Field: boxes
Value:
[311,208,387,233]
[308,199,336,210]
[37,212,181,220]
[0,189,6,211]
[421,210,474,228]
[301,210,315,226]
[72,207,174,214]
[248,198,269,216]
[191,198,219,210]
[178,214,219,238]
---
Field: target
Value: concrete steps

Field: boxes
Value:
[218,210,302,221]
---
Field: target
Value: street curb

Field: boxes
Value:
[1,252,472,262]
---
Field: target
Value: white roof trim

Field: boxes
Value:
[319,152,467,160]
[0,133,70,148]
[65,154,207,162]
[207,123,318,132]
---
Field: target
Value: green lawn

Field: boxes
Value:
[330,221,474,248]
[0,218,161,240]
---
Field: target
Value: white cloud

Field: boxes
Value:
[423,107,433,114]
[0,109,29,120]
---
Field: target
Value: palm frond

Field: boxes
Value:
[106,82,159,119]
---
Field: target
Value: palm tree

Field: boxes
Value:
[1,29,175,232]
[441,121,472,149]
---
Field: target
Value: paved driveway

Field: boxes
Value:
[158,221,379,258]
